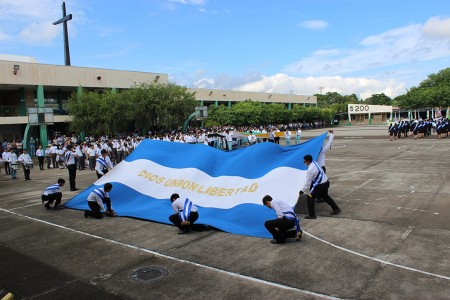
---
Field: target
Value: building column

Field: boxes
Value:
[214,100,218,107]
[228,101,231,108]
[57,89,63,114]
[287,103,291,110]
[77,86,85,142]
[368,112,372,125]
[37,85,48,145]
[19,87,26,116]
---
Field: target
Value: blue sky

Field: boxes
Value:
[1,0,450,99]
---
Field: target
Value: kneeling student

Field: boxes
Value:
[42,178,65,209]
[84,183,118,219]
[169,193,199,234]
[262,195,302,244]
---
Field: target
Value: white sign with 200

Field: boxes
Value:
[348,104,392,114]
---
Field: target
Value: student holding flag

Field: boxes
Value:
[41,178,65,209]
[300,154,341,219]
[95,149,113,179]
[169,193,199,234]
[262,195,302,244]
[84,183,117,218]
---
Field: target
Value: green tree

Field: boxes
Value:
[364,93,392,105]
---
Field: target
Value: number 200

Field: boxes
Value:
[349,105,369,112]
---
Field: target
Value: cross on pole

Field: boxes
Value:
[53,2,72,66]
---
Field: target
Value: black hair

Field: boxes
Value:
[303,154,313,163]
[104,183,113,191]
[170,193,180,202]
[262,195,272,205]
[57,178,66,184]
[101,149,107,154]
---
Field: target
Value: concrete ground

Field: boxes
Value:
[1,126,449,300]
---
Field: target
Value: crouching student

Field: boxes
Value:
[262,195,302,244]
[84,183,118,219]
[42,178,65,209]
[169,193,199,234]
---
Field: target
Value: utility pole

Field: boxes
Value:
[53,2,73,66]
[318,86,324,94]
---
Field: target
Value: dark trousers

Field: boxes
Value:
[96,169,108,179]
[264,218,296,243]
[42,192,62,207]
[78,156,85,170]
[169,211,199,230]
[47,156,51,168]
[38,156,45,170]
[4,162,10,175]
[307,181,340,217]
[22,165,31,180]
[89,157,96,171]
[117,151,124,163]
[86,197,112,219]
[67,164,77,190]
[52,155,58,168]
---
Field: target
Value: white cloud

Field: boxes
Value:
[422,16,450,39]
[179,72,404,100]
[0,54,37,63]
[19,22,60,45]
[0,0,71,45]
[286,17,450,77]
[232,73,405,100]
[299,20,328,30]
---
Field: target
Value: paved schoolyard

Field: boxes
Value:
[1,126,449,299]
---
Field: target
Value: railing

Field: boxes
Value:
[0,106,20,116]
[0,106,68,117]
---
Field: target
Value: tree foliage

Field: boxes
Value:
[364,93,392,105]
[393,68,450,108]
[204,100,336,127]
[67,83,197,136]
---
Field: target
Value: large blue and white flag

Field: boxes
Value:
[65,133,327,238]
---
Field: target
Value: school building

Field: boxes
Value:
[0,59,317,145]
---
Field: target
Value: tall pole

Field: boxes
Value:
[53,2,72,66]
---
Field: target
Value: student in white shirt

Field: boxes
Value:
[168,193,199,234]
[299,154,341,219]
[84,183,117,218]
[18,149,33,180]
[262,195,302,244]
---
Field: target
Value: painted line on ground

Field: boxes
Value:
[1,207,449,285]
[0,208,339,300]
[338,179,374,198]
[302,231,450,281]
[336,199,439,215]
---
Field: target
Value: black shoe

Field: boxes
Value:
[84,211,89,218]
[330,209,341,215]
[304,215,317,219]
[270,239,286,244]
[44,204,51,209]
[71,188,79,191]
[178,229,187,234]
[53,205,64,210]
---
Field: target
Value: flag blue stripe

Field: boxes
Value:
[123,133,327,178]
[64,182,275,238]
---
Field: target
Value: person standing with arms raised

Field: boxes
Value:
[65,145,79,191]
